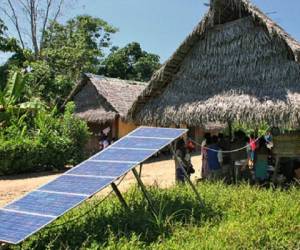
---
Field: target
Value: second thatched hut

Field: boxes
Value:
[67,73,146,152]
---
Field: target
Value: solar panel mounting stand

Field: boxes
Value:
[111,183,129,211]
[138,164,143,178]
[171,147,204,207]
[132,168,157,216]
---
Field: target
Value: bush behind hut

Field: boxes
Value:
[0,102,90,175]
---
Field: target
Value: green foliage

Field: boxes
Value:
[0,71,45,125]
[61,102,91,164]
[99,42,161,81]
[2,15,117,104]
[4,71,25,104]
[35,15,117,103]
[0,18,19,53]
[0,102,90,175]
[10,182,300,249]
[232,121,270,136]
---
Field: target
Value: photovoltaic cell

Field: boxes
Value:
[0,210,52,244]
[111,137,171,150]
[130,127,186,138]
[0,127,187,244]
[68,161,135,177]
[5,191,85,217]
[91,148,156,162]
[39,175,114,196]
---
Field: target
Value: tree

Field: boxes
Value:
[0,18,18,52]
[0,0,67,58]
[99,42,161,82]
[42,15,117,77]
[22,15,117,104]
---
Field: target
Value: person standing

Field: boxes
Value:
[207,135,223,180]
[184,146,195,178]
[254,137,269,183]
[218,133,231,180]
[201,133,211,179]
[175,138,186,183]
[230,131,248,182]
[249,134,257,163]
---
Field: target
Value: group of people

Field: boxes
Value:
[175,130,275,184]
[201,130,274,183]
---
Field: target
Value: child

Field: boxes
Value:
[248,134,257,166]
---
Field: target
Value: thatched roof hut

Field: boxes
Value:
[68,73,146,124]
[128,0,300,128]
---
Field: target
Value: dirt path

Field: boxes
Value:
[0,155,202,207]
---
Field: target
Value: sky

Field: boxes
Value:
[1,0,300,64]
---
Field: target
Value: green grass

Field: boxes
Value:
[10,182,300,250]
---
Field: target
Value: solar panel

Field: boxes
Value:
[111,137,171,150]
[0,127,187,244]
[5,191,86,217]
[129,127,185,138]
[38,175,114,196]
[68,161,134,177]
[91,148,156,162]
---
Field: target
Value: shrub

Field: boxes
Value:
[0,102,90,175]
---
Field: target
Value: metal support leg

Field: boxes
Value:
[181,166,205,207]
[139,164,143,178]
[171,146,204,207]
[111,183,129,210]
[132,168,157,216]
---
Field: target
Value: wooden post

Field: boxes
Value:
[132,168,157,216]
[111,183,129,210]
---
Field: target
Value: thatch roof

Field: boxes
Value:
[128,0,300,128]
[67,74,146,124]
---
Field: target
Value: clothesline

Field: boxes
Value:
[189,127,271,154]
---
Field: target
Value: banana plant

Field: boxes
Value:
[4,71,25,105]
[0,71,46,126]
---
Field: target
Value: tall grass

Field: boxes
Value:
[10,182,300,250]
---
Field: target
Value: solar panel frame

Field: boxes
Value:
[0,127,187,244]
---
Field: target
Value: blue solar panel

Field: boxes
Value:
[91,148,156,162]
[111,137,171,150]
[39,175,113,196]
[0,210,53,244]
[0,127,187,244]
[68,161,134,177]
[5,191,85,217]
[130,127,186,138]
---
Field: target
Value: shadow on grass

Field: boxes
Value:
[15,186,223,250]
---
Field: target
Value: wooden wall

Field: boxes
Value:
[118,119,139,138]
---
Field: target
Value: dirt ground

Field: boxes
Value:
[0,154,202,207]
